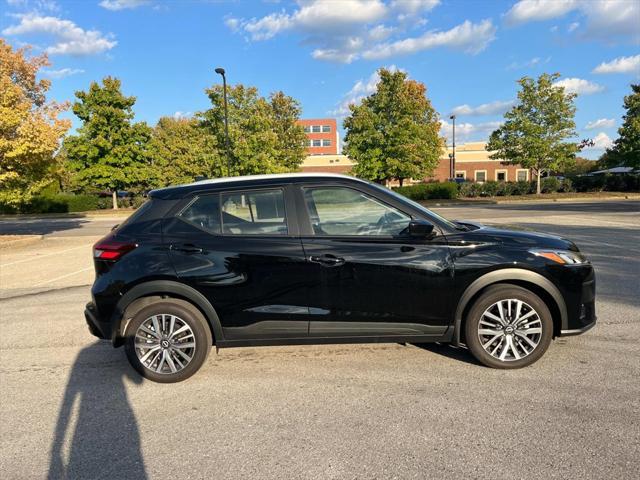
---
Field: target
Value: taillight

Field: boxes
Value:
[93,236,137,261]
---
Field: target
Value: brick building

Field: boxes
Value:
[299,139,530,183]
[432,142,530,183]
[298,118,339,155]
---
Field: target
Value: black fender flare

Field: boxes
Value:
[453,268,568,345]
[110,280,224,345]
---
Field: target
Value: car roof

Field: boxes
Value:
[149,173,368,199]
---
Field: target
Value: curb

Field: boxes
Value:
[0,235,43,250]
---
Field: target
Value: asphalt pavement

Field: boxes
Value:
[0,201,639,479]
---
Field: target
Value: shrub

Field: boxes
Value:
[479,181,500,197]
[513,181,532,195]
[540,177,561,193]
[559,178,574,193]
[394,181,458,200]
[0,194,110,214]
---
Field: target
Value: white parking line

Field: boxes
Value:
[32,267,92,287]
[0,244,92,268]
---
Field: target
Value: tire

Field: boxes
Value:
[464,284,553,369]
[124,299,212,383]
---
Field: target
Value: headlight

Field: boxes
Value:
[530,249,588,265]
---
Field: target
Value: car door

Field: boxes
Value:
[164,185,310,341]
[298,184,454,338]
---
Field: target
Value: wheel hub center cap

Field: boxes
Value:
[161,339,170,349]
[504,326,515,334]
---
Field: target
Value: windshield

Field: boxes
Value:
[367,182,459,230]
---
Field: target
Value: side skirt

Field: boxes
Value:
[215,327,453,349]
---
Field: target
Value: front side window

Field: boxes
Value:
[322,125,331,132]
[312,139,322,147]
[475,171,486,183]
[312,125,321,133]
[517,170,528,181]
[322,139,332,147]
[303,187,411,236]
[221,189,287,235]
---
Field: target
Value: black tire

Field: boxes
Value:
[464,284,553,369]
[124,299,212,383]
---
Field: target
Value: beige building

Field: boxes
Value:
[300,141,529,183]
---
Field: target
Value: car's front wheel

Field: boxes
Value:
[465,285,553,369]
[124,299,212,383]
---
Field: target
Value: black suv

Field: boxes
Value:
[85,174,596,382]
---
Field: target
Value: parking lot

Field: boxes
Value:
[1,200,639,479]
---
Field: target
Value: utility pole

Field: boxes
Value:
[215,67,231,176]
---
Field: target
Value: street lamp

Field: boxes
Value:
[449,114,456,180]
[215,67,231,176]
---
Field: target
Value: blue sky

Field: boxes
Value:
[2,0,639,159]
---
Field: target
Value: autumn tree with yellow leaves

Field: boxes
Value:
[0,39,70,206]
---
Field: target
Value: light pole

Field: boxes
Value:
[215,67,231,176]
[449,114,456,180]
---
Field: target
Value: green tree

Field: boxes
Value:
[199,84,306,176]
[599,84,639,169]
[487,73,579,194]
[0,40,70,207]
[343,68,443,186]
[150,116,217,186]
[64,77,153,209]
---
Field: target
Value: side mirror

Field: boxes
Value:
[408,219,435,238]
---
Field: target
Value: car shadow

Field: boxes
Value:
[409,342,482,366]
[48,341,147,480]
[0,216,90,236]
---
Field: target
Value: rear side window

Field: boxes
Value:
[178,194,221,234]
[221,189,287,235]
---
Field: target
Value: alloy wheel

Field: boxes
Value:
[477,299,543,362]
[134,314,196,374]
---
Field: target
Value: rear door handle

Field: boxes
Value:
[171,243,203,254]
[308,254,345,267]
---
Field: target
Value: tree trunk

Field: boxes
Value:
[399,178,404,187]
[536,170,541,195]
[112,190,118,210]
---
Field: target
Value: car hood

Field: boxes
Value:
[453,220,579,251]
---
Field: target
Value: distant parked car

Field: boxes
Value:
[85,173,596,383]
[97,190,132,198]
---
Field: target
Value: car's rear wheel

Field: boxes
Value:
[465,285,553,369]
[124,299,212,383]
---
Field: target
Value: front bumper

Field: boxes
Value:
[559,273,596,336]
[84,302,112,340]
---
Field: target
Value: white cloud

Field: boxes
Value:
[329,65,401,117]
[41,67,84,78]
[440,119,502,143]
[504,0,639,43]
[505,0,578,25]
[227,1,493,63]
[390,0,440,14]
[6,0,60,12]
[506,56,551,70]
[553,77,604,95]
[2,14,117,55]
[584,132,613,150]
[592,54,640,74]
[567,21,579,32]
[362,19,496,59]
[99,0,150,10]
[451,100,514,116]
[173,111,193,119]
[585,118,615,130]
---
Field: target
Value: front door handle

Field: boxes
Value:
[171,243,203,254]
[308,254,345,267]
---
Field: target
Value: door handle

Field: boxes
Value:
[171,243,203,254]
[309,254,345,267]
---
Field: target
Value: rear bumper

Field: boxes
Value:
[84,302,112,340]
